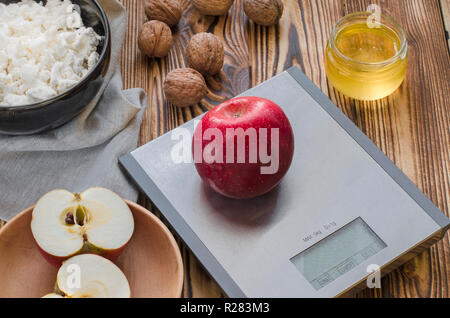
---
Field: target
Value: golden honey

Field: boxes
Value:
[325,12,408,100]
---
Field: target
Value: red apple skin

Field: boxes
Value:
[35,239,131,267]
[193,96,295,199]
[35,243,69,267]
[100,244,129,263]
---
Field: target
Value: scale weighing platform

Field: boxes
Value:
[120,66,449,298]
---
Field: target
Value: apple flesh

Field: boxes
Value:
[42,293,64,298]
[43,254,131,298]
[193,96,295,199]
[31,187,134,267]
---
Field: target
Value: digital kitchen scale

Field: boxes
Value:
[120,66,450,298]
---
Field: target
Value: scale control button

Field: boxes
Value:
[315,273,333,288]
[337,259,357,275]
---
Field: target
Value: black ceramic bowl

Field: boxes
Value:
[0,0,111,135]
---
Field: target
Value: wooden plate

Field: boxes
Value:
[0,201,183,298]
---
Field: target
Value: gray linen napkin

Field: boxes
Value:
[0,0,145,221]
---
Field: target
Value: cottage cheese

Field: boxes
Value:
[0,0,102,106]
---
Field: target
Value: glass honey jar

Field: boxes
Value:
[325,12,408,100]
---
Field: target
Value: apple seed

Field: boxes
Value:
[65,212,75,225]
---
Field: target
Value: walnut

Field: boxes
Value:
[192,0,234,16]
[138,20,173,58]
[144,0,182,27]
[164,68,208,107]
[185,33,224,76]
[243,0,284,26]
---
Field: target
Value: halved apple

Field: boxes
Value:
[31,187,134,267]
[43,254,131,298]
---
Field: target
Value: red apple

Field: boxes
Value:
[193,96,294,199]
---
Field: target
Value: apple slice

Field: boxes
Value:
[31,187,134,266]
[42,293,64,298]
[43,254,131,298]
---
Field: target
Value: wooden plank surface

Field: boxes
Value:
[342,0,450,298]
[0,0,448,298]
[119,0,450,298]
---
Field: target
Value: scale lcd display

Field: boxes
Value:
[290,218,387,290]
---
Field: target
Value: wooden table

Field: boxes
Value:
[2,0,447,298]
[120,0,449,298]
